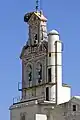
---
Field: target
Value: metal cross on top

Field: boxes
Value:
[36,0,39,11]
[36,0,42,12]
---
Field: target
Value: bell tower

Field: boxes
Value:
[24,10,47,46]
[19,7,49,101]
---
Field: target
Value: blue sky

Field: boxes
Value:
[0,0,80,119]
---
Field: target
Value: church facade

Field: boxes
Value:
[9,9,80,120]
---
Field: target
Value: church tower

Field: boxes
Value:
[20,10,49,101]
[9,2,71,120]
[19,9,71,104]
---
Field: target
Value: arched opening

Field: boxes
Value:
[27,64,32,86]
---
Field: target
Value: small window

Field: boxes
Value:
[48,68,51,82]
[22,115,25,120]
[34,16,36,21]
[28,72,32,81]
[73,105,76,111]
[46,87,49,101]
[49,53,51,57]
[41,28,43,40]
[21,114,25,120]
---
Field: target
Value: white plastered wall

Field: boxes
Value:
[57,86,71,105]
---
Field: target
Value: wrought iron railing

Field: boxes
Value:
[18,82,22,91]
[13,96,21,104]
